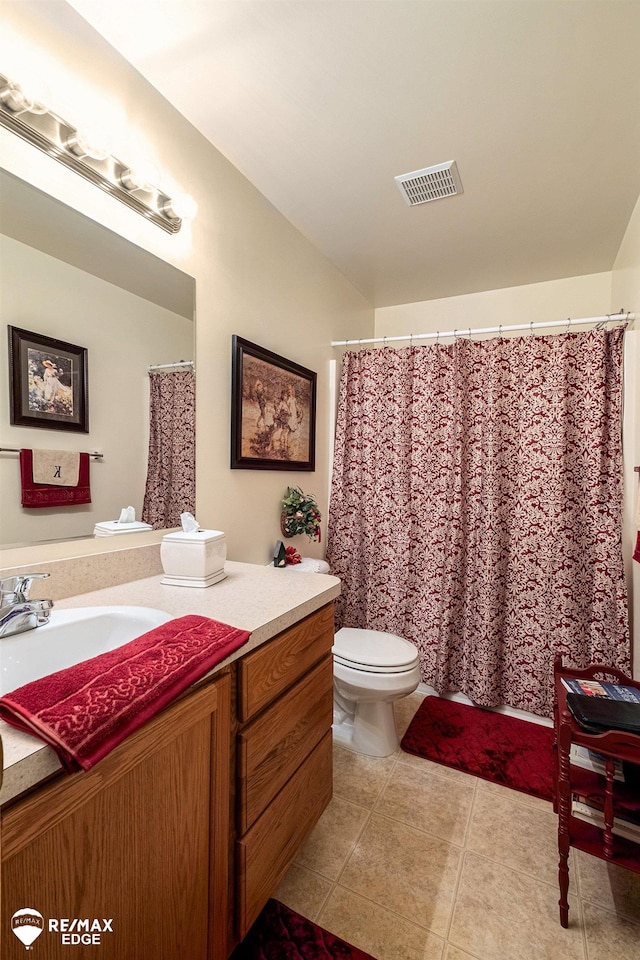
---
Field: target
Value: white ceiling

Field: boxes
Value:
[67,1,640,308]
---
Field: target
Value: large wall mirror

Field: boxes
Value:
[0,170,196,548]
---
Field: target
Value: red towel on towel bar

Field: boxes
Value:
[0,615,250,772]
[20,448,91,507]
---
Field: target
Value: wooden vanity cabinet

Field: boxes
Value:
[1,673,231,960]
[0,600,336,959]
[233,603,335,939]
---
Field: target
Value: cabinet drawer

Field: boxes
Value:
[237,603,334,722]
[236,730,332,938]
[238,655,333,833]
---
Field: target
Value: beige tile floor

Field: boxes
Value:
[275,692,640,960]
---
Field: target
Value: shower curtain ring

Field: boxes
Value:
[498,325,503,337]
[565,317,571,334]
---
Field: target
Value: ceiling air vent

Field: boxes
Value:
[395,161,463,206]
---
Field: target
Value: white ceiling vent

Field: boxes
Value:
[395,161,463,206]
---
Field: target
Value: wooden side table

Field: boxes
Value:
[553,655,640,927]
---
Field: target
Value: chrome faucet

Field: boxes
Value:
[0,573,53,638]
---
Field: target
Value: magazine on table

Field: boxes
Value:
[569,744,625,781]
[561,678,640,703]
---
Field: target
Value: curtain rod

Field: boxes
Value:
[331,312,634,347]
[148,360,194,371]
[0,448,103,459]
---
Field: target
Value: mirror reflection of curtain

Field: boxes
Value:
[142,369,195,528]
[326,328,629,718]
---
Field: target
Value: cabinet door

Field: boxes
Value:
[236,731,332,938]
[2,677,230,960]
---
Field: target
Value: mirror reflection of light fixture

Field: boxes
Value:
[0,71,195,234]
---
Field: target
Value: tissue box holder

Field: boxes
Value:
[160,529,227,588]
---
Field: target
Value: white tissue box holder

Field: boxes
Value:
[160,529,227,588]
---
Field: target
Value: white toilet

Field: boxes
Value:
[332,627,421,757]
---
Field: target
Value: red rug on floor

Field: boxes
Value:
[400,695,554,802]
[230,900,375,960]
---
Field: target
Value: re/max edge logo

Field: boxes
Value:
[11,909,114,949]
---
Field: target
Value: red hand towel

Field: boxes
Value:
[634,531,640,564]
[0,615,250,772]
[20,448,91,507]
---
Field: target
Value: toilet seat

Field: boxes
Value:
[333,627,419,674]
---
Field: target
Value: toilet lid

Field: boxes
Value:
[332,628,419,672]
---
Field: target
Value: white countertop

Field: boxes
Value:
[1,560,340,806]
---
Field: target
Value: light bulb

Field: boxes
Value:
[0,80,33,113]
[65,131,111,161]
[163,193,198,220]
[120,167,148,191]
[0,76,49,116]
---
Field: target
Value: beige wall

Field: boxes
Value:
[612,193,640,677]
[375,272,612,339]
[612,192,640,313]
[0,2,373,565]
[0,235,193,545]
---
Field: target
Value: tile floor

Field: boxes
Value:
[275,692,640,960]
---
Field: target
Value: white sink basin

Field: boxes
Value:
[0,606,172,696]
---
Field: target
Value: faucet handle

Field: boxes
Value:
[0,573,50,603]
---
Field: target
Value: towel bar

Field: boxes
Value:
[0,447,103,459]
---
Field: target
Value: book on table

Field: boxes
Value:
[565,693,640,736]
[569,744,625,781]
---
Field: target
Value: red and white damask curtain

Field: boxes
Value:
[142,369,195,529]
[326,328,629,717]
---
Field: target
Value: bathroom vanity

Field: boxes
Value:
[0,561,339,960]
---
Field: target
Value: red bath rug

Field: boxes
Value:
[231,900,376,960]
[401,695,554,802]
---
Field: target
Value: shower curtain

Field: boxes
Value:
[142,369,195,529]
[326,328,629,717]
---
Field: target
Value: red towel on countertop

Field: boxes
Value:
[20,448,91,507]
[0,615,250,772]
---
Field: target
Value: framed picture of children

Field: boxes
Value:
[231,336,316,470]
[8,326,89,432]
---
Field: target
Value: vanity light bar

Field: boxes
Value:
[0,72,189,235]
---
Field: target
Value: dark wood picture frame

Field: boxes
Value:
[8,325,89,433]
[231,335,316,470]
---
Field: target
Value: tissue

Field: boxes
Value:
[94,509,153,536]
[180,511,201,533]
